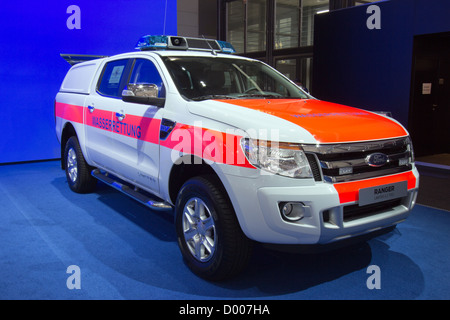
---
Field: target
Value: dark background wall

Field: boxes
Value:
[0,0,177,164]
[312,0,450,128]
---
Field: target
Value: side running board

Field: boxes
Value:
[91,169,172,211]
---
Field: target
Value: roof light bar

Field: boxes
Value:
[135,35,236,54]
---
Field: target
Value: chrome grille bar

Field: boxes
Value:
[319,151,410,169]
[303,137,414,183]
[302,137,409,154]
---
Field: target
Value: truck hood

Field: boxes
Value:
[187,98,408,144]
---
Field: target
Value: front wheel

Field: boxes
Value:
[64,136,97,193]
[175,176,253,281]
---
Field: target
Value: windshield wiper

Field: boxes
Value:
[191,94,237,101]
[236,93,287,99]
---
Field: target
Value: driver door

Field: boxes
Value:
[109,57,166,194]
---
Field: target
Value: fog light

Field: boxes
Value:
[280,202,306,222]
[282,203,293,216]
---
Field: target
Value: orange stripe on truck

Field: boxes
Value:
[160,123,254,168]
[56,102,254,168]
[333,171,417,204]
[55,102,84,124]
[217,99,408,143]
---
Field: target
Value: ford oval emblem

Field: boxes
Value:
[365,153,389,167]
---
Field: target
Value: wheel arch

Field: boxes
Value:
[168,155,227,205]
[60,122,78,169]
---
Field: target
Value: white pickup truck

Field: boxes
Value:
[55,35,419,280]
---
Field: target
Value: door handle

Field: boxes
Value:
[87,105,95,113]
[115,111,126,121]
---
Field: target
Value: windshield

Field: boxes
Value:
[161,56,310,101]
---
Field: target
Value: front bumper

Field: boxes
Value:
[222,166,419,245]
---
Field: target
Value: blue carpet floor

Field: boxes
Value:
[0,160,449,300]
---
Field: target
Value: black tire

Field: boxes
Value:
[64,136,97,193]
[175,175,253,281]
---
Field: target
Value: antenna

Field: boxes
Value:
[202,35,218,56]
[163,0,168,34]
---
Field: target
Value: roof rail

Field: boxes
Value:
[60,54,108,66]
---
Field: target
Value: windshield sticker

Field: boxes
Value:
[109,65,125,84]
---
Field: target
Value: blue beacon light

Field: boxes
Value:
[135,35,169,50]
[216,40,236,53]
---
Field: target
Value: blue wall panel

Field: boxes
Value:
[0,0,177,163]
[312,0,450,128]
[313,0,415,126]
[413,0,450,36]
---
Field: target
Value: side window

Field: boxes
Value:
[128,59,165,98]
[97,59,129,97]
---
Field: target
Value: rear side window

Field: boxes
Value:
[97,59,129,97]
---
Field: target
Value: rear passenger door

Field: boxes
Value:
[84,58,132,172]
[108,57,166,194]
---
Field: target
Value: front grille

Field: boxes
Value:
[303,137,413,183]
[305,153,322,181]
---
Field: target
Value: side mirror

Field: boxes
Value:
[122,83,165,107]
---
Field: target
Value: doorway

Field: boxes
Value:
[409,32,450,162]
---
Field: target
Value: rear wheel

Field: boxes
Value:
[175,175,253,281]
[64,136,97,193]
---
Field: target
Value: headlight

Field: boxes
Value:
[241,138,313,178]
